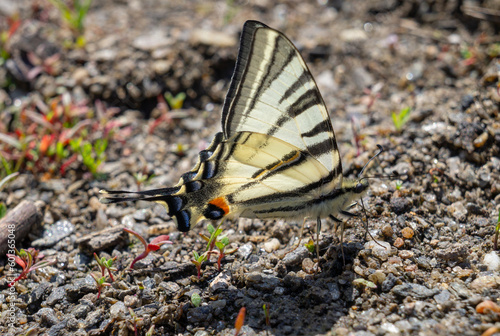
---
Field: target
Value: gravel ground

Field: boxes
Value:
[1,1,500,335]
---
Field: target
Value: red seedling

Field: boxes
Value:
[234,307,246,336]
[123,228,172,269]
[6,248,54,287]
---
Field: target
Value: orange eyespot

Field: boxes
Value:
[209,197,230,215]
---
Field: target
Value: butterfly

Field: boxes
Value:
[100,20,370,237]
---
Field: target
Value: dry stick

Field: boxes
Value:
[0,200,43,256]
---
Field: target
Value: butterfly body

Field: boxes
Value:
[100,21,369,232]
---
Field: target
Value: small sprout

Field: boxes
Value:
[395,180,403,190]
[234,307,246,336]
[391,106,411,131]
[6,248,55,287]
[191,293,201,307]
[494,210,500,250]
[90,273,110,299]
[263,303,270,327]
[304,239,315,254]
[93,253,117,282]
[164,91,186,110]
[126,307,143,336]
[191,251,207,279]
[145,324,155,336]
[200,222,236,271]
[123,228,172,269]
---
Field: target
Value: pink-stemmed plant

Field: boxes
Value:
[6,248,55,287]
[123,228,172,269]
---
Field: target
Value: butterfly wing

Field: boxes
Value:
[222,21,342,183]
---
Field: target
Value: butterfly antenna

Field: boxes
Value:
[358,144,384,178]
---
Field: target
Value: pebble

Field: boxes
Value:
[236,242,254,260]
[32,220,75,248]
[110,301,127,320]
[448,281,472,299]
[45,286,66,306]
[209,272,231,293]
[398,250,414,259]
[469,275,500,291]
[483,251,500,271]
[263,238,281,252]
[433,290,451,304]
[390,198,412,215]
[393,238,404,248]
[34,307,59,326]
[339,28,368,42]
[381,224,393,237]
[282,246,309,266]
[447,202,467,221]
[401,227,414,239]
[364,241,391,261]
[392,283,439,299]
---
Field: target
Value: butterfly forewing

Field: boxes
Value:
[222,21,342,181]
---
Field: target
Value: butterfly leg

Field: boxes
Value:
[316,217,322,264]
[329,214,346,265]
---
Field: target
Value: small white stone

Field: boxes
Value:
[483,251,500,271]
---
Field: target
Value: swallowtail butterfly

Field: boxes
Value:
[100,21,369,236]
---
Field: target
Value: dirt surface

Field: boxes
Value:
[1,0,500,335]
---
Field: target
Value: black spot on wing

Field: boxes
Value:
[203,203,226,220]
[201,161,217,179]
[176,210,191,232]
[185,180,204,193]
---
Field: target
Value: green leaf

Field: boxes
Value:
[0,203,6,219]
[191,293,201,307]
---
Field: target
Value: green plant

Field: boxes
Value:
[0,94,124,180]
[93,253,117,282]
[494,210,500,250]
[191,293,201,307]
[69,138,107,178]
[164,91,186,110]
[200,222,237,271]
[90,273,110,299]
[304,239,315,254]
[123,228,172,269]
[191,251,207,279]
[0,172,19,219]
[391,106,411,131]
[263,303,270,327]
[126,307,143,336]
[395,180,403,190]
[145,325,155,336]
[47,0,93,47]
[6,248,55,287]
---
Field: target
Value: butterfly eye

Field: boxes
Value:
[354,183,365,193]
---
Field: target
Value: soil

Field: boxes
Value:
[1,0,500,335]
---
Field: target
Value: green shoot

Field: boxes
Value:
[263,303,270,326]
[191,251,207,279]
[93,252,117,282]
[126,307,143,336]
[395,180,403,190]
[145,325,155,336]
[47,0,93,46]
[70,138,108,178]
[90,273,110,299]
[391,107,411,131]
[191,293,201,307]
[164,92,186,110]
[304,239,315,254]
